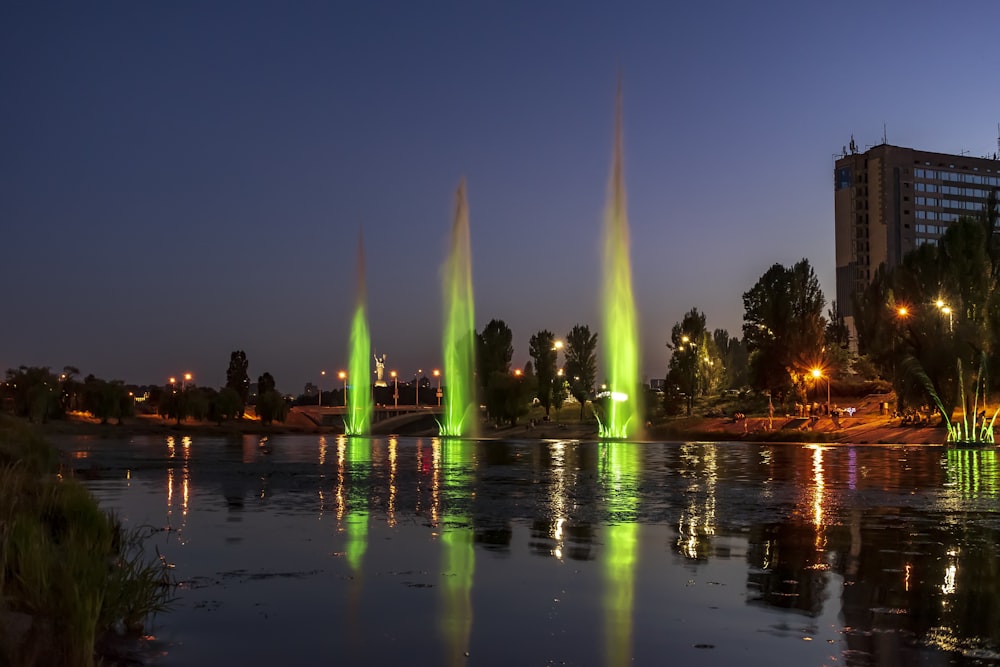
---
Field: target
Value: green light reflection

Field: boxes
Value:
[343,435,370,573]
[599,441,640,667]
[438,439,476,666]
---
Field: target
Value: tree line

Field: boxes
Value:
[1,349,289,426]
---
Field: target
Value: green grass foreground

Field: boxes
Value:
[0,415,174,666]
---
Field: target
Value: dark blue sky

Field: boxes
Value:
[3,1,999,393]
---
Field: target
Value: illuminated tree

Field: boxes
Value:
[564,324,598,420]
[225,350,250,418]
[528,330,558,417]
[742,259,827,401]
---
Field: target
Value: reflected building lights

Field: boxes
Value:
[941,548,959,598]
[676,443,718,560]
[548,441,570,560]
[335,435,347,521]
[388,437,398,527]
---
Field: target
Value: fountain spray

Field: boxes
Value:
[344,230,373,436]
[439,179,478,437]
[598,80,641,439]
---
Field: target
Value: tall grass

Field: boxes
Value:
[0,415,174,666]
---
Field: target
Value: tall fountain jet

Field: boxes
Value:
[345,229,373,436]
[599,79,641,439]
[439,180,478,438]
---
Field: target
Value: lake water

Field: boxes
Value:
[55,434,1000,666]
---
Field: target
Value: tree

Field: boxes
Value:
[528,330,558,417]
[713,329,748,390]
[3,366,60,423]
[478,320,513,391]
[483,364,535,428]
[257,372,275,396]
[857,196,1000,435]
[665,308,723,415]
[210,387,243,425]
[60,365,81,412]
[256,389,288,425]
[226,350,250,418]
[82,375,133,425]
[564,324,598,420]
[478,319,514,425]
[742,259,827,402]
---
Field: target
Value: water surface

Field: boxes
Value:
[57,435,1000,666]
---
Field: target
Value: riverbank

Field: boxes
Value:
[39,405,953,445]
[0,415,173,666]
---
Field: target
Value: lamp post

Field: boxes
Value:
[433,369,441,406]
[678,335,696,417]
[811,368,830,407]
[415,369,422,408]
[936,299,953,332]
[339,371,347,407]
[319,370,326,407]
[391,371,398,408]
[183,373,192,390]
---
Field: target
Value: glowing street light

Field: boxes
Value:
[937,301,953,332]
[433,369,441,406]
[339,371,347,407]
[319,370,326,406]
[415,369,422,408]
[390,371,398,408]
[811,368,830,407]
[678,335,697,416]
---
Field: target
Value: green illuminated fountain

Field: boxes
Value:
[345,230,373,436]
[598,82,641,439]
[439,180,478,438]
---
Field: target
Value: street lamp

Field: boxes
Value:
[183,373,192,389]
[390,371,398,408]
[936,300,953,332]
[433,369,441,406]
[415,369,422,408]
[339,371,347,407]
[319,370,326,406]
[811,368,830,407]
[678,335,696,416]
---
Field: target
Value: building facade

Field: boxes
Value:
[834,143,1000,333]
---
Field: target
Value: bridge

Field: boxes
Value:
[294,405,445,435]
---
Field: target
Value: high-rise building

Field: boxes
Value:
[834,142,1000,334]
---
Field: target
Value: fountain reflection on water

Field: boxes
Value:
[60,435,1000,666]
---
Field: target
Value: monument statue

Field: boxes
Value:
[374,353,388,387]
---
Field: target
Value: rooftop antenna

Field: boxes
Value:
[882,122,887,145]
[996,122,999,156]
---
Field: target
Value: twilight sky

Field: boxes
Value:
[3,1,1000,393]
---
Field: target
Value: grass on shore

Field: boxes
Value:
[0,415,174,666]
